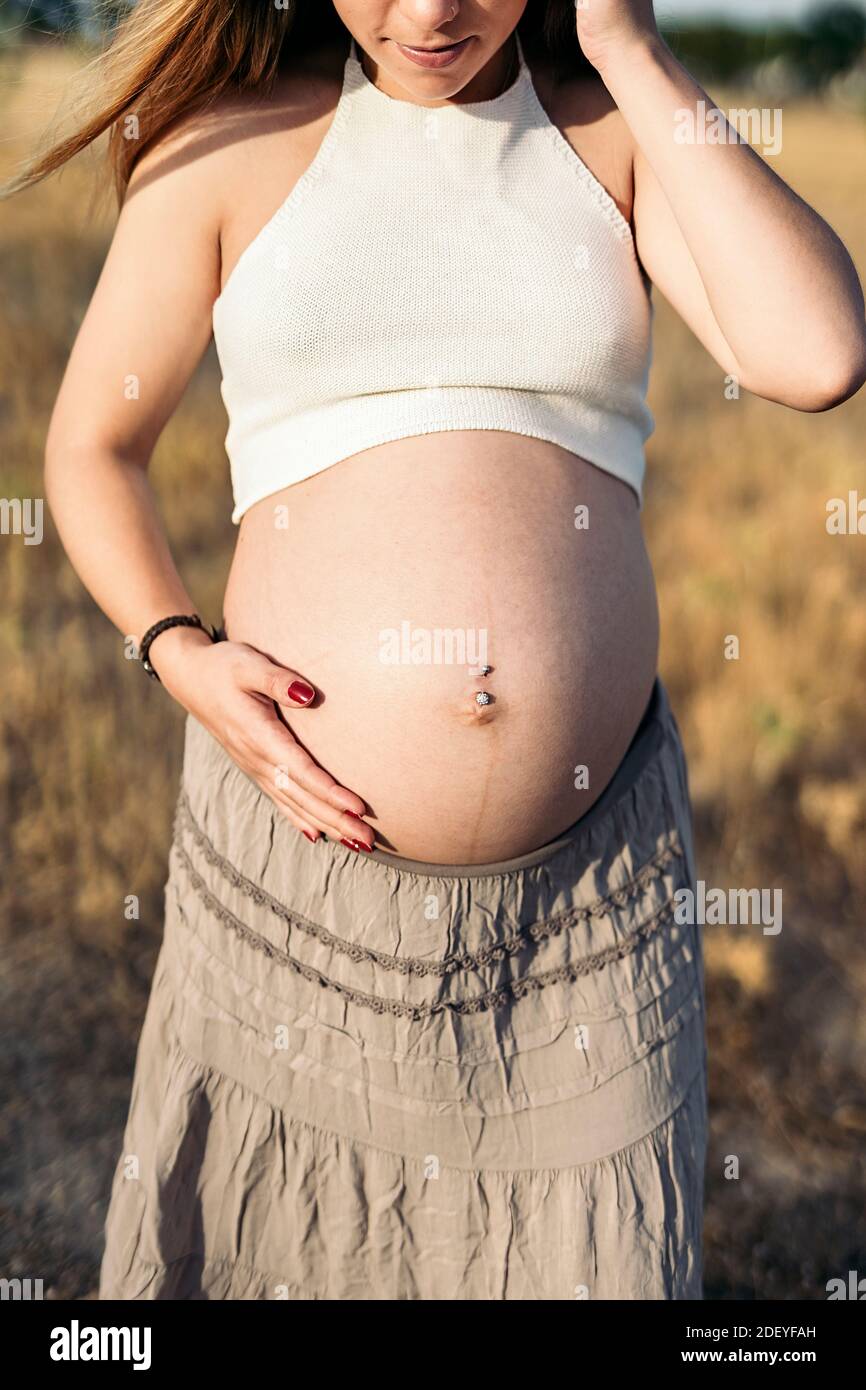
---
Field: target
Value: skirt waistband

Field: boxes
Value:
[161,670,704,1173]
[177,672,690,909]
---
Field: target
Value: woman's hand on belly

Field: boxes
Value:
[223,434,661,865]
[268,626,656,864]
[151,631,376,852]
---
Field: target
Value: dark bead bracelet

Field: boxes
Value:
[138,613,224,683]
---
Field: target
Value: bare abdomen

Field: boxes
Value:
[222,432,659,864]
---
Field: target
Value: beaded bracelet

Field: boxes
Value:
[138,613,223,683]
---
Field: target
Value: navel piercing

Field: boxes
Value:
[475,691,492,707]
[478,664,492,677]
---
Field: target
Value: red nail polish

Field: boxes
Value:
[346,811,367,823]
[341,838,359,852]
[302,831,317,843]
[288,680,314,703]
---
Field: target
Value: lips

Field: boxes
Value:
[393,36,473,69]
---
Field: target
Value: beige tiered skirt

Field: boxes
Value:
[99,677,708,1300]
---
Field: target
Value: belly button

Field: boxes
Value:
[458,670,496,725]
[469,690,496,724]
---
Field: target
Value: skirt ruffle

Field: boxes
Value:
[99,678,708,1300]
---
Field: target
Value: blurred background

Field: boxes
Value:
[1,0,865,1300]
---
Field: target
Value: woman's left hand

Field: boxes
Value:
[573,0,660,77]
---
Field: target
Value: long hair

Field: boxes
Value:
[4,0,594,202]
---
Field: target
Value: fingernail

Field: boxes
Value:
[346,811,367,824]
[302,831,317,843]
[341,838,373,854]
[288,680,315,703]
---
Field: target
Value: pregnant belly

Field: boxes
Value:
[222,432,660,864]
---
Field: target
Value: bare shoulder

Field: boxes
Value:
[124,39,346,223]
[187,38,346,170]
[128,40,349,289]
[529,58,636,225]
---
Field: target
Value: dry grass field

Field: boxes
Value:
[1,40,865,1300]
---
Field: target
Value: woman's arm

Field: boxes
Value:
[576,0,866,408]
[44,115,374,849]
[44,119,220,642]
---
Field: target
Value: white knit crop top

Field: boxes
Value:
[212,30,655,524]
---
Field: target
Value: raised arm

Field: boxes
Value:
[576,0,866,409]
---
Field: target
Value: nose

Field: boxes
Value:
[398,1,461,36]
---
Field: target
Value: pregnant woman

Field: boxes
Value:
[22,0,865,1298]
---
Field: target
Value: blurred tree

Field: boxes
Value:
[660,20,775,84]
[4,0,865,90]
[2,0,78,34]
[2,0,132,40]
[661,2,866,89]
[795,3,866,84]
